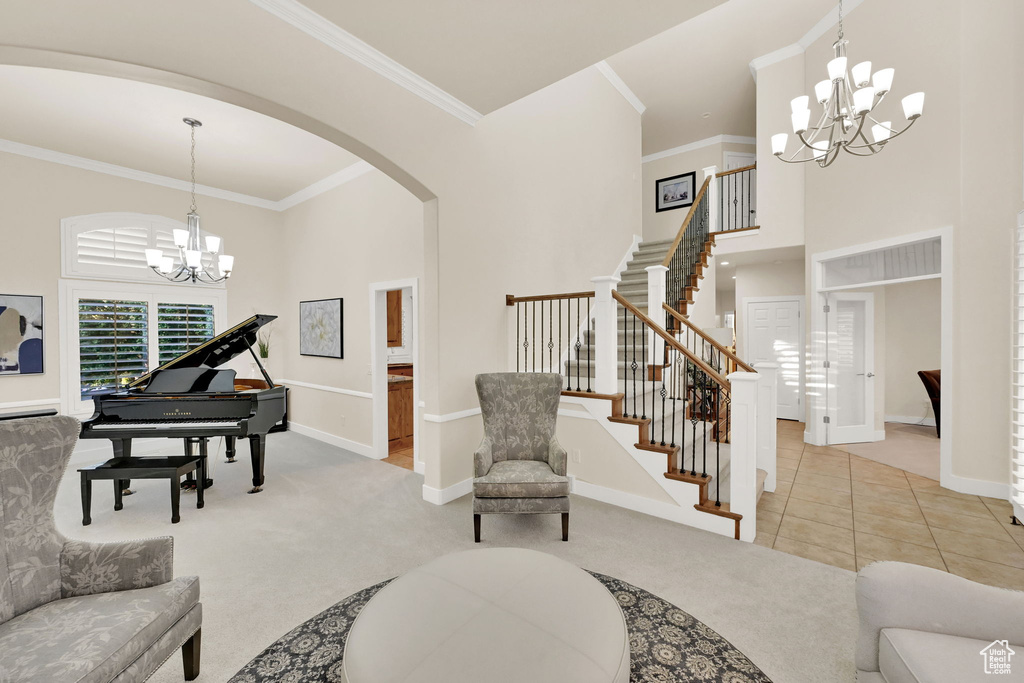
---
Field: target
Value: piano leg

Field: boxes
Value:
[247,434,265,494]
[81,474,92,526]
[170,476,181,524]
[114,480,123,511]
[225,436,236,463]
[199,438,213,489]
[183,439,196,490]
[196,458,205,510]
[113,439,134,496]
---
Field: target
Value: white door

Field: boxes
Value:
[826,292,875,444]
[744,299,802,420]
[724,151,756,170]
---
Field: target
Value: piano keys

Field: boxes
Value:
[80,314,288,493]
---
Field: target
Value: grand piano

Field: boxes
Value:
[80,314,287,494]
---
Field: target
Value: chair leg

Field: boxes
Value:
[562,512,569,542]
[474,514,481,543]
[182,628,201,680]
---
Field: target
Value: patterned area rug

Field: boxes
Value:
[229,572,772,683]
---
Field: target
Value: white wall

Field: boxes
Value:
[884,279,940,423]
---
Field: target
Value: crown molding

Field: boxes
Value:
[249,0,483,126]
[595,61,646,115]
[0,138,375,212]
[642,134,756,164]
[747,0,865,82]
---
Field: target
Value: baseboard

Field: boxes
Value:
[422,477,472,505]
[414,459,425,475]
[943,472,1011,501]
[289,422,376,459]
[0,397,61,412]
[874,430,886,441]
[885,414,936,427]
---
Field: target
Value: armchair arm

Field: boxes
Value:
[856,561,1024,672]
[61,536,174,598]
[547,438,567,476]
[474,436,494,478]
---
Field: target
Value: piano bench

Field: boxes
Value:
[78,456,206,525]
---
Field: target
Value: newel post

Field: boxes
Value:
[591,276,620,395]
[727,371,759,542]
[753,362,778,493]
[704,165,719,233]
[646,265,668,369]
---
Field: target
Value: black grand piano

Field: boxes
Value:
[80,314,287,494]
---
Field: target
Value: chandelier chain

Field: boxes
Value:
[189,123,197,213]
[837,0,844,39]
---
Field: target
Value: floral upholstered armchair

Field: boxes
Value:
[473,373,570,542]
[0,415,202,682]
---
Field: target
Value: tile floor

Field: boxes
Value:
[757,420,1024,590]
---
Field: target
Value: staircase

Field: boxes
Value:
[507,165,773,541]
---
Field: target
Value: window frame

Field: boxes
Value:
[59,279,227,417]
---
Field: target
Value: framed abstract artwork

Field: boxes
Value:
[0,294,44,375]
[655,171,696,212]
[299,298,343,358]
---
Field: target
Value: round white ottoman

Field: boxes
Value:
[342,548,630,683]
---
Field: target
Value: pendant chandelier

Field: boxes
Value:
[771,0,924,167]
[146,118,235,283]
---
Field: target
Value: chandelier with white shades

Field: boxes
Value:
[771,0,924,168]
[146,118,235,284]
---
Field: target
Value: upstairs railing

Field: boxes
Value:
[716,164,757,233]
[663,304,756,377]
[662,176,711,316]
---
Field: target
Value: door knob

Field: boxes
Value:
[857,372,875,378]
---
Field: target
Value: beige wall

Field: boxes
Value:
[884,279,940,423]
[276,170,424,447]
[642,141,755,243]
[0,151,282,410]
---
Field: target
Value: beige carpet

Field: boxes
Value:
[57,431,858,682]
[843,422,940,480]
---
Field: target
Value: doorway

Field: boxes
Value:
[370,278,420,472]
[743,296,804,421]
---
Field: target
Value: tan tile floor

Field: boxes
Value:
[757,420,1024,590]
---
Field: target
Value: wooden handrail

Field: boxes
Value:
[662,304,757,373]
[715,163,756,178]
[506,291,595,306]
[661,176,712,268]
[612,290,729,389]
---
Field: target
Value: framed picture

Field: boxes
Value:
[0,294,44,375]
[299,298,343,358]
[655,171,696,212]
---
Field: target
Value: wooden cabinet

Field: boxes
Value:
[388,363,413,377]
[386,290,403,347]
[388,379,414,450]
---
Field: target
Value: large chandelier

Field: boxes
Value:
[771,0,924,167]
[145,118,234,283]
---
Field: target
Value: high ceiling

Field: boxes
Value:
[0,66,362,202]
[608,0,836,155]
[299,0,727,114]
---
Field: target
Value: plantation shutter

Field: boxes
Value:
[76,227,151,269]
[78,299,149,397]
[157,303,216,365]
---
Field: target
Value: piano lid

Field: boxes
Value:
[127,314,276,389]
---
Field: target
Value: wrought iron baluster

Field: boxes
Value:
[630,311,638,419]
[531,301,536,372]
[690,363,699,476]
[516,301,520,372]
[548,300,553,373]
[640,316,646,419]
[574,297,582,391]
[522,302,528,372]
[715,385,722,505]
[701,385,708,478]
[586,297,592,392]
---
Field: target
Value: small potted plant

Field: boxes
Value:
[253,327,272,378]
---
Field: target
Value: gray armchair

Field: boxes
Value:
[856,561,1024,682]
[0,415,202,682]
[473,373,570,542]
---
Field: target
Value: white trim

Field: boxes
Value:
[818,272,940,293]
[885,415,937,427]
[289,421,375,459]
[595,61,646,115]
[274,161,375,210]
[249,0,483,126]
[1,139,278,210]
[747,0,865,81]
[558,407,597,420]
[423,407,480,423]
[714,227,761,240]
[748,44,803,81]
[422,477,472,505]
[642,135,757,164]
[1,139,376,213]
[0,398,61,411]
[611,235,643,280]
[277,378,372,399]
